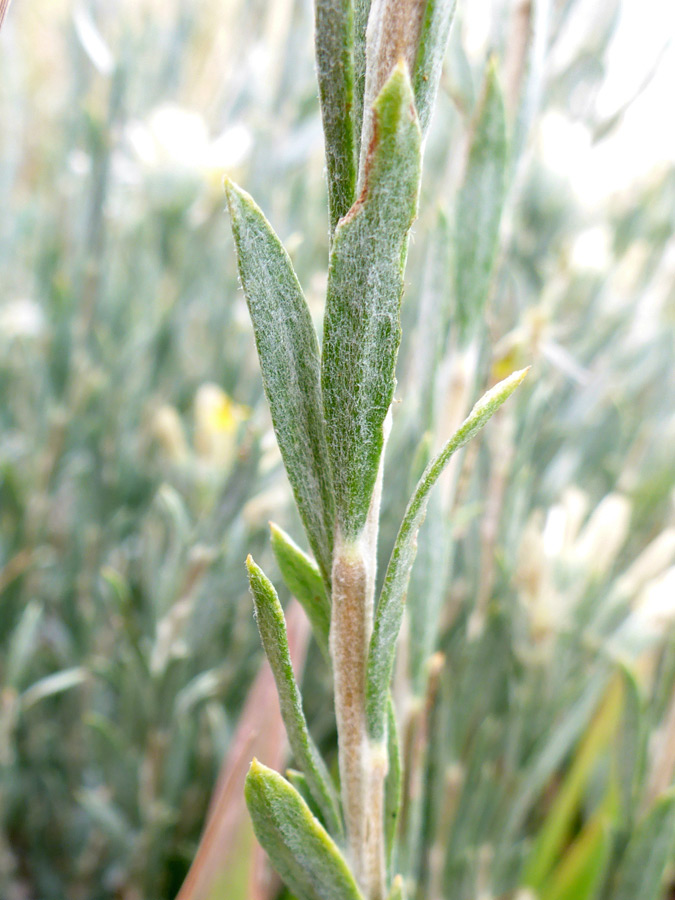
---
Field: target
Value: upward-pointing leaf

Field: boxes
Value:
[245,760,364,900]
[412,0,457,136]
[455,58,508,343]
[246,556,342,838]
[352,0,371,156]
[610,792,675,900]
[270,522,331,660]
[315,0,358,231]
[366,369,529,740]
[225,181,335,584]
[322,63,422,540]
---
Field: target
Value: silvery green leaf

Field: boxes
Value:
[610,793,675,900]
[226,180,335,585]
[245,760,364,900]
[616,665,643,822]
[6,600,43,689]
[270,522,331,660]
[315,0,358,230]
[287,768,326,825]
[366,369,529,740]
[21,667,87,711]
[455,58,508,342]
[506,672,607,836]
[384,694,402,875]
[322,63,422,540]
[406,490,449,697]
[412,0,457,136]
[246,556,342,837]
[352,0,371,155]
[411,209,453,425]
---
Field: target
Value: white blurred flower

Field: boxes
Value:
[517,489,634,645]
[0,298,46,340]
[616,567,675,658]
[635,567,675,634]
[125,104,252,207]
[617,529,675,599]
[569,226,612,273]
[516,510,561,642]
[571,493,631,578]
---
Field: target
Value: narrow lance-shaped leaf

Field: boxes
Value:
[366,368,529,740]
[226,181,335,585]
[610,792,675,900]
[245,760,364,900]
[246,557,343,838]
[412,0,457,136]
[270,522,331,660]
[523,675,623,891]
[543,814,611,900]
[21,667,87,711]
[455,58,508,343]
[384,693,402,875]
[315,0,358,231]
[322,62,422,540]
[616,663,643,822]
[358,0,426,181]
[352,0,371,157]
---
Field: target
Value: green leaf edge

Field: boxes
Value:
[225,178,335,585]
[270,521,331,661]
[366,368,529,740]
[247,556,343,838]
[245,760,364,900]
[321,61,422,540]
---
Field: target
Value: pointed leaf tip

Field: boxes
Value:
[246,560,342,837]
[226,182,335,583]
[322,63,422,539]
[366,367,528,740]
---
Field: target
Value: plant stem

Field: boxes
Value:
[331,538,375,890]
[331,428,389,899]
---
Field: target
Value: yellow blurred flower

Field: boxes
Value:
[194,383,250,468]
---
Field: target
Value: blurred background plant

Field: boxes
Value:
[0,1,674,899]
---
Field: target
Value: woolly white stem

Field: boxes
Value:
[330,414,391,899]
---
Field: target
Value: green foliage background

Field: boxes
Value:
[0,1,674,898]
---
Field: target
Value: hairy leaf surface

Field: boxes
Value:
[366,369,528,740]
[412,0,457,136]
[245,761,363,900]
[322,63,422,540]
[270,522,331,659]
[315,0,358,231]
[247,557,342,837]
[226,181,335,584]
